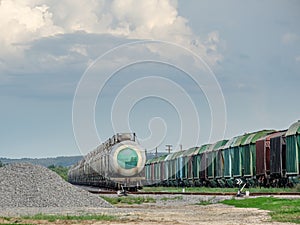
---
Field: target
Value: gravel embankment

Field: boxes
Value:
[0,163,112,208]
[103,193,233,206]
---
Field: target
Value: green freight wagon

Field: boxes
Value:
[164,151,184,186]
[232,134,248,178]
[145,157,157,185]
[215,140,229,179]
[165,152,176,186]
[240,130,274,179]
[222,137,239,179]
[229,130,274,179]
[182,147,200,186]
[285,121,300,181]
[204,140,228,179]
[193,144,211,186]
[198,144,212,181]
[156,154,168,185]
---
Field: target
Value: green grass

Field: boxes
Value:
[195,200,212,206]
[21,213,117,222]
[160,196,183,201]
[0,224,34,225]
[195,197,216,206]
[0,214,117,224]
[101,196,156,205]
[143,186,298,193]
[222,197,300,224]
[0,216,33,225]
[1,217,11,221]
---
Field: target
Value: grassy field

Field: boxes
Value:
[1,196,299,224]
[222,197,300,224]
[21,214,117,222]
[0,224,33,225]
[160,196,183,201]
[0,214,117,225]
[101,195,156,205]
[142,186,299,193]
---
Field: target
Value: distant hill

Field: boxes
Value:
[0,152,167,168]
[0,156,83,168]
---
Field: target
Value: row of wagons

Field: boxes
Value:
[145,121,300,187]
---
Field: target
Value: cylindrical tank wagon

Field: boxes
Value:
[68,133,146,191]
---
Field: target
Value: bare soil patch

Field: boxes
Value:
[0,195,298,225]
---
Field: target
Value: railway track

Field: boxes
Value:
[77,186,300,196]
[84,190,300,196]
[93,191,300,196]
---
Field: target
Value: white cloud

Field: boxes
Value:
[0,0,223,71]
[0,1,63,57]
[110,0,181,36]
[296,56,300,63]
[108,0,222,65]
[282,33,299,44]
[48,0,108,33]
[70,45,88,56]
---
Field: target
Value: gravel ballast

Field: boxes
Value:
[0,163,112,208]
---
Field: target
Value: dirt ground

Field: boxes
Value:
[103,204,288,225]
[0,202,297,225]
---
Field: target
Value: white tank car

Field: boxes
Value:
[68,133,146,190]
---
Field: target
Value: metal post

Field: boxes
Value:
[166,145,172,154]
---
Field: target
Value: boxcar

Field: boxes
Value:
[199,144,212,183]
[241,130,274,179]
[144,121,300,188]
[222,137,238,181]
[193,144,210,186]
[255,131,286,186]
[270,132,287,178]
[182,147,199,186]
[215,140,229,179]
[231,134,247,178]
[198,140,227,187]
[285,121,300,184]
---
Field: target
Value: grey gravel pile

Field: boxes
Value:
[0,163,112,208]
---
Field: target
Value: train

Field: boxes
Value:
[68,133,146,191]
[145,121,300,188]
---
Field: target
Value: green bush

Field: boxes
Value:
[48,165,69,181]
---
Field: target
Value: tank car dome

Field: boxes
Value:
[117,147,138,169]
[110,140,146,177]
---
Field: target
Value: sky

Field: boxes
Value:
[0,0,299,158]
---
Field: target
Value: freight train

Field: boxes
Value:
[68,133,146,191]
[145,121,300,188]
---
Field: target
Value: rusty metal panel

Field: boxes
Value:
[255,131,286,178]
[256,139,266,176]
[270,134,286,176]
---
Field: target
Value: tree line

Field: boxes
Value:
[48,165,69,181]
